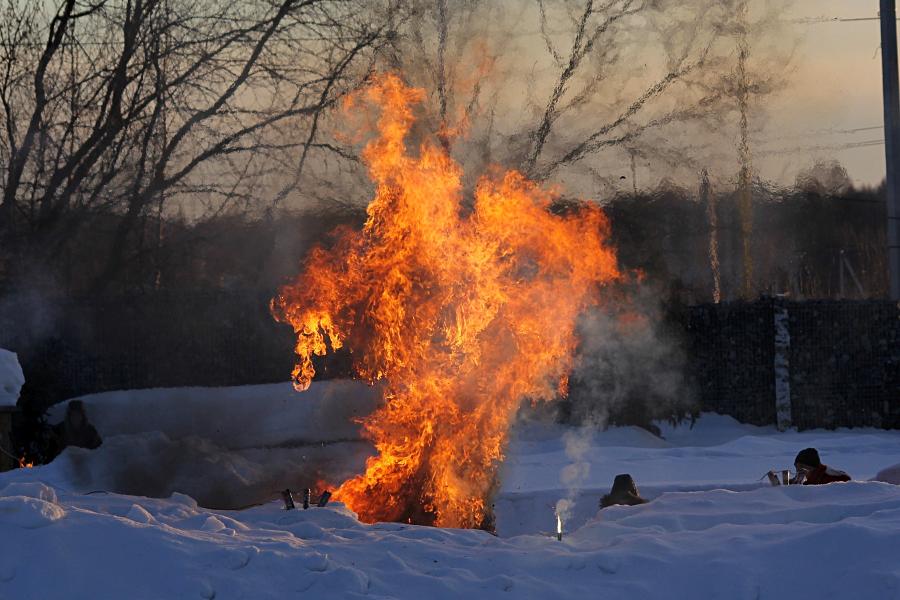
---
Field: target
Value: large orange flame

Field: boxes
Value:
[272,74,620,528]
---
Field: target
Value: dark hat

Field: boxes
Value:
[794,447,821,468]
[67,400,85,412]
[600,473,648,509]
[610,474,640,497]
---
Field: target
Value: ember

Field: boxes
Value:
[272,74,620,528]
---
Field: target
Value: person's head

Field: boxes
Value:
[66,400,87,428]
[794,447,821,472]
[610,473,640,497]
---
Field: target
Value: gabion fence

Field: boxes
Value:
[685,298,900,430]
[0,290,296,411]
[2,290,898,430]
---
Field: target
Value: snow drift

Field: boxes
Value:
[873,463,900,485]
[0,349,24,407]
[4,407,900,598]
[498,413,900,536]
[1,474,899,599]
[44,381,380,508]
[39,379,900,522]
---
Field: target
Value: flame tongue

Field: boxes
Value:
[272,74,620,528]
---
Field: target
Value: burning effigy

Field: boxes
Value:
[271,74,621,529]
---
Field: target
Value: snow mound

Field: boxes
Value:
[498,413,900,536]
[0,477,898,599]
[47,379,380,448]
[3,408,900,598]
[36,380,900,526]
[873,463,900,485]
[124,503,156,524]
[40,381,379,508]
[39,428,373,510]
[0,349,24,407]
[0,495,65,529]
[0,481,57,503]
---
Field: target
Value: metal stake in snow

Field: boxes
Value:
[281,489,296,510]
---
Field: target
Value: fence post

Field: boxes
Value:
[773,298,792,430]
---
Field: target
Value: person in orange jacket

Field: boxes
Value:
[793,447,850,485]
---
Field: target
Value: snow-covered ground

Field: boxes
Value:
[2,382,899,599]
[0,349,24,407]
[498,413,900,536]
[41,382,380,508]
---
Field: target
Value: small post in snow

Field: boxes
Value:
[281,489,296,510]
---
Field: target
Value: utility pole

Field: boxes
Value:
[880,0,900,299]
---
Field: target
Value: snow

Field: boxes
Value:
[874,463,900,485]
[498,413,900,536]
[46,379,379,448]
[0,349,24,407]
[3,384,900,599]
[42,381,380,508]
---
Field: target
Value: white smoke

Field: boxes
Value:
[552,285,694,533]
[565,286,694,429]
[554,420,601,532]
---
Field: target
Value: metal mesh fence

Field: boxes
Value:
[0,291,296,411]
[687,299,900,430]
[2,292,898,429]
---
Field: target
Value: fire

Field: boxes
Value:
[272,74,620,528]
[18,457,33,468]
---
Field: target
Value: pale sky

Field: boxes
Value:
[29,0,893,191]
[759,0,887,186]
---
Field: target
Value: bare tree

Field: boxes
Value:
[0,0,394,291]
[369,0,793,200]
[373,0,795,303]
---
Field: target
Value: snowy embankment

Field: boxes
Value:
[1,382,899,598]
[0,349,24,407]
[41,381,380,508]
[498,414,900,536]
[1,477,899,598]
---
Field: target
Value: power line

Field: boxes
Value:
[758,138,885,156]
[754,125,885,145]
[792,16,886,24]
[830,125,885,134]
